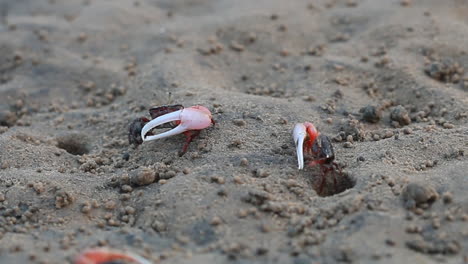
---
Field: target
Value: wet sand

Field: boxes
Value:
[0,0,467,263]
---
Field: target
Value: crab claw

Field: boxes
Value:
[293,123,306,169]
[141,105,213,142]
[293,122,318,170]
[74,247,151,264]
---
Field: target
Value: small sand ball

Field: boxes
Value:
[80,160,97,172]
[402,182,438,209]
[211,216,222,226]
[55,191,74,208]
[255,169,270,178]
[81,203,92,214]
[33,182,45,194]
[130,168,157,186]
[104,200,116,210]
[0,111,18,127]
[424,58,464,83]
[359,105,381,123]
[240,158,249,167]
[121,185,133,193]
[390,105,411,126]
[338,118,364,140]
[442,192,453,204]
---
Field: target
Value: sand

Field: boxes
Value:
[0,0,467,263]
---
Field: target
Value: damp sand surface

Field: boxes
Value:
[0,0,467,263]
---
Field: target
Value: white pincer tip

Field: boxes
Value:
[141,110,186,142]
[293,123,306,170]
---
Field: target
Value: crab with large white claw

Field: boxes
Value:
[141,105,213,142]
[293,122,342,194]
[128,105,215,156]
[293,122,318,169]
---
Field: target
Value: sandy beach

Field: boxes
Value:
[0,0,467,263]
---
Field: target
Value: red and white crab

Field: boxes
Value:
[128,104,214,156]
[293,122,343,193]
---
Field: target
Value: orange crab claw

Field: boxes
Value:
[74,248,151,264]
[293,122,319,169]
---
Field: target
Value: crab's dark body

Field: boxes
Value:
[308,134,343,194]
[311,134,335,164]
[149,104,184,119]
[128,117,149,145]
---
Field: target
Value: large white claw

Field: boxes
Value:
[141,110,186,141]
[293,123,307,170]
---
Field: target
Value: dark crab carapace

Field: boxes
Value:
[310,134,343,194]
[311,134,335,164]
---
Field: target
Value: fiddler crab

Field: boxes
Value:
[293,122,343,194]
[128,104,215,156]
[74,247,150,264]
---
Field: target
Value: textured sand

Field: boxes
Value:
[0,0,467,263]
